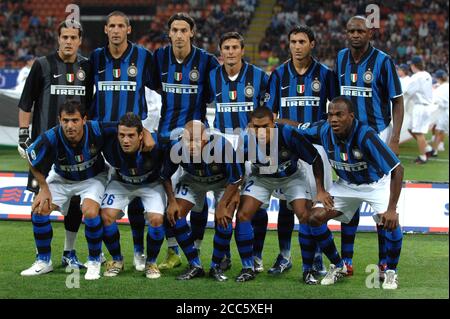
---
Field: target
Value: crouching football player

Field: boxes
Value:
[301,97,403,289]
[234,106,333,283]
[161,120,243,281]
[21,101,114,280]
[100,113,166,279]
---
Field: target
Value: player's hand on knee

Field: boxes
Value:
[381,209,399,231]
[32,188,52,215]
[227,192,241,210]
[167,201,180,226]
[316,191,334,210]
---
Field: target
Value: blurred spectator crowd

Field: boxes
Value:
[259,0,448,73]
[1,0,448,75]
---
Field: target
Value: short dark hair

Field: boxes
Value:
[58,19,83,38]
[330,96,354,113]
[219,32,244,49]
[106,11,130,26]
[58,100,86,117]
[119,112,143,134]
[288,25,315,43]
[167,12,195,32]
[251,106,274,121]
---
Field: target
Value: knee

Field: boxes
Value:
[83,207,99,219]
[308,213,323,227]
[295,208,309,224]
[101,211,114,226]
[237,210,252,222]
[149,213,163,227]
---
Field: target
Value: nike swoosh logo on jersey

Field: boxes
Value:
[53,74,63,78]
[161,72,168,75]
[98,69,106,74]
[281,86,289,90]
[216,92,222,97]
[340,74,345,77]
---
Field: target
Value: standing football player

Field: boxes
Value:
[335,16,404,277]
[153,13,220,270]
[265,25,337,283]
[89,11,156,272]
[209,31,269,273]
[18,19,92,271]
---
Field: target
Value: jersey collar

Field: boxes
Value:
[221,60,248,83]
[170,45,196,65]
[349,44,374,65]
[288,58,317,79]
[105,41,133,62]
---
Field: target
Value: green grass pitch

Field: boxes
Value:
[0,221,448,299]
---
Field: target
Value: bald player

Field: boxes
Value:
[160,120,243,281]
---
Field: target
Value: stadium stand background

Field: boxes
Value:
[0,0,448,74]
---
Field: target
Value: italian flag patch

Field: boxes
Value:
[340,152,348,161]
[229,91,237,100]
[66,73,74,82]
[350,73,358,82]
[174,72,182,81]
[113,69,121,78]
[75,154,83,162]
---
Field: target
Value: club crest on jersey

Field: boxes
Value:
[297,84,305,94]
[189,69,199,81]
[352,148,363,159]
[196,169,205,177]
[76,69,85,81]
[340,152,348,161]
[127,65,138,77]
[66,74,75,83]
[174,72,183,81]
[363,70,373,84]
[351,73,358,83]
[75,154,84,163]
[113,69,121,78]
[89,145,97,156]
[229,91,237,100]
[244,85,254,98]
[311,79,321,92]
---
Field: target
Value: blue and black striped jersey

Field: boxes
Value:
[153,45,219,140]
[299,119,400,184]
[89,41,154,121]
[102,132,164,185]
[266,59,337,123]
[335,45,402,133]
[161,133,243,185]
[243,123,318,178]
[27,121,117,181]
[210,61,269,132]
